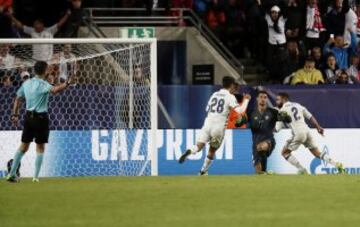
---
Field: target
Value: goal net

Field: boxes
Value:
[0,38,158,177]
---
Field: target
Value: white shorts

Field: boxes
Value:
[285,131,318,151]
[198,120,225,149]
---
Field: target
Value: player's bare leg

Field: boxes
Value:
[199,147,217,175]
[310,148,346,174]
[282,148,308,174]
[6,142,30,183]
[178,142,205,164]
[32,143,46,182]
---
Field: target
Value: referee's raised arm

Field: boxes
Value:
[50,76,74,94]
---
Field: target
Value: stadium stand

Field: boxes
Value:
[2,0,360,85]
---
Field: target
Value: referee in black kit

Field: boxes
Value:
[6,61,74,183]
[248,90,290,174]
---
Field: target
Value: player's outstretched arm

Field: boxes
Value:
[50,76,74,94]
[310,116,324,135]
[11,97,23,126]
[234,94,251,114]
[56,10,71,29]
[8,13,24,30]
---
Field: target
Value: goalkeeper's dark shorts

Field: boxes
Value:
[21,111,50,144]
[252,138,276,166]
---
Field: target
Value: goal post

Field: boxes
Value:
[0,38,158,176]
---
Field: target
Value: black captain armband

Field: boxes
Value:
[277,111,292,123]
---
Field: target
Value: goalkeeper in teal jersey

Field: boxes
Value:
[6,61,74,183]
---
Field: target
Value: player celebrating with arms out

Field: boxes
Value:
[178,76,251,175]
[275,92,345,174]
[6,61,74,183]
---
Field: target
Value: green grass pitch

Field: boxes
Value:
[1,175,360,227]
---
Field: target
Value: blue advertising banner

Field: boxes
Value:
[1,129,360,177]
[0,129,254,177]
[157,129,253,175]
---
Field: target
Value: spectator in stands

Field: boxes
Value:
[344,2,357,47]
[0,0,13,37]
[0,44,15,68]
[311,46,323,69]
[356,3,360,38]
[193,0,211,18]
[347,54,360,80]
[305,0,326,50]
[224,0,247,57]
[52,44,77,83]
[283,40,306,79]
[20,70,30,83]
[246,0,265,61]
[335,69,358,84]
[285,0,304,41]
[206,0,226,38]
[58,0,84,38]
[9,10,71,61]
[1,75,12,87]
[291,57,324,84]
[323,29,357,69]
[322,53,340,83]
[262,4,288,82]
[168,0,193,25]
[325,0,348,36]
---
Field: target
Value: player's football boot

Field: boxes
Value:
[178,149,191,164]
[297,169,308,175]
[336,162,346,174]
[266,170,275,175]
[32,178,40,183]
[6,174,19,183]
[199,171,208,176]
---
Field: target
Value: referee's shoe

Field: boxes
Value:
[6,175,20,183]
[6,159,21,183]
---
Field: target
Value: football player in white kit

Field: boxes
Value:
[275,92,345,174]
[178,76,251,175]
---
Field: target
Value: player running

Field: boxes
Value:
[6,61,74,183]
[275,92,345,174]
[178,76,250,175]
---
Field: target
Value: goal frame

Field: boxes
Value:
[0,38,158,176]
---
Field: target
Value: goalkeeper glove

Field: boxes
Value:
[235,114,248,128]
[277,111,292,123]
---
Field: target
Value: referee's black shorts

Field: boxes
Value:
[21,111,50,144]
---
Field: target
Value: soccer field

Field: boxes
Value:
[1,175,360,227]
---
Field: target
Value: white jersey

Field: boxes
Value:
[58,52,76,80]
[23,25,58,61]
[204,88,248,127]
[276,101,313,135]
[198,89,249,147]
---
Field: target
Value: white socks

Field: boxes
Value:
[286,154,306,172]
[201,156,213,173]
[320,152,337,166]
